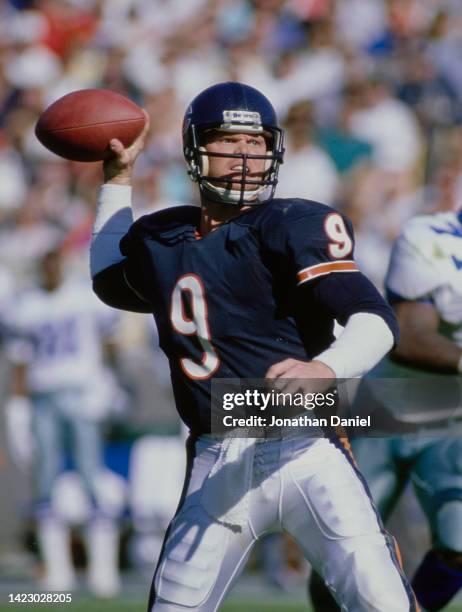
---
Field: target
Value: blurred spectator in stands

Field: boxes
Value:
[276,18,347,119]
[426,160,462,214]
[0,130,27,219]
[333,0,389,54]
[277,100,339,205]
[426,8,462,109]
[397,51,461,130]
[347,77,422,177]
[316,84,373,180]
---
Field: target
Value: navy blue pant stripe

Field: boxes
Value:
[329,434,419,612]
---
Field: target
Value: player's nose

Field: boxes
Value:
[234,138,251,154]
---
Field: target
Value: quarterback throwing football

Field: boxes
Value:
[91,82,417,611]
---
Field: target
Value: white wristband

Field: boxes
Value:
[90,184,134,277]
[314,312,394,379]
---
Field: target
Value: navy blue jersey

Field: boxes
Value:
[98,198,397,433]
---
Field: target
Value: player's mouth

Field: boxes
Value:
[210,164,265,191]
[223,174,262,191]
[229,164,250,175]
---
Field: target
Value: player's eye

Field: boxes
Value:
[249,138,264,147]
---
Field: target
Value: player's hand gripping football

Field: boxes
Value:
[103,109,150,185]
[265,358,335,395]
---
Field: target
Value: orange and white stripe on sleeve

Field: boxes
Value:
[297,260,359,285]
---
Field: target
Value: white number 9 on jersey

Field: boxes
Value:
[324,213,353,259]
[170,274,220,380]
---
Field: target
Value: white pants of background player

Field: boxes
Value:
[32,390,120,597]
[148,435,417,611]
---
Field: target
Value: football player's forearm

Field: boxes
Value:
[393,330,462,372]
[91,184,151,312]
[90,184,133,277]
[392,300,462,372]
[300,271,399,377]
[310,271,400,344]
[314,312,394,378]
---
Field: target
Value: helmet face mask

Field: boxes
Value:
[183,82,284,205]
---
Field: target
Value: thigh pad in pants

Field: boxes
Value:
[154,504,229,607]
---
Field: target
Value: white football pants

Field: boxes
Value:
[148,435,417,611]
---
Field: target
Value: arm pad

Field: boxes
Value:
[302,271,399,378]
[90,184,133,277]
[91,185,151,312]
[314,312,394,378]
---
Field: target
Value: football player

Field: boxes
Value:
[310,207,462,611]
[90,82,417,610]
[4,246,122,597]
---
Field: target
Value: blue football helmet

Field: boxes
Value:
[183,82,284,205]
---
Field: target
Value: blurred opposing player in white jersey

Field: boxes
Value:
[382,209,462,611]
[311,208,462,612]
[4,246,123,597]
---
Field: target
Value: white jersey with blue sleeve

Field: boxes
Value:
[373,212,462,424]
[5,278,119,419]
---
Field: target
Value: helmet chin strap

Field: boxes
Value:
[200,180,268,205]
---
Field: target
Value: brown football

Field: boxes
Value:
[35,89,146,162]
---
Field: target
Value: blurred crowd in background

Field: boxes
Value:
[2,0,462,287]
[0,0,462,599]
